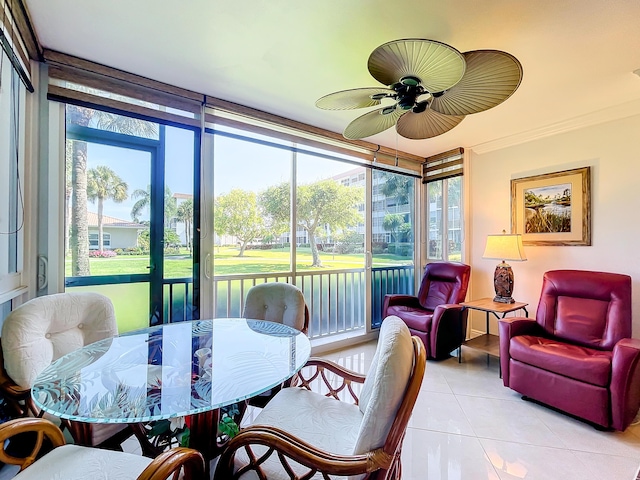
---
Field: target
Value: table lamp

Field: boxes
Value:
[482,230,527,303]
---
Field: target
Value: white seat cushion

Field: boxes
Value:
[13,444,152,480]
[235,387,363,480]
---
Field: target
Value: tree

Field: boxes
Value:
[399,222,413,242]
[383,213,404,243]
[130,185,178,228]
[67,105,156,276]
[87,166,128,251]
[262,180,363,267]
[176,199,194,255]
[334,230,364,254]
[380,173,412,206]
[214,189,269,257]
[138,228,181,253]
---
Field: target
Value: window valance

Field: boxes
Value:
[423,147,464,183]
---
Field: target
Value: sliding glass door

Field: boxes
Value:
[64,106,199,331]
[371,170,416,328]
[200,124,418,340]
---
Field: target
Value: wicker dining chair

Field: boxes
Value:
[0,292,150,452]
[214,316,426,479]
[0,417,205,480]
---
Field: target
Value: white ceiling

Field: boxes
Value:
[25,0,640,157]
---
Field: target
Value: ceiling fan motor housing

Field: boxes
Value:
[395,83,424,110]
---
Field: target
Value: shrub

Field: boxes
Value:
[89,250,117,258]
[372,241,388,252]
[118,247,145,256]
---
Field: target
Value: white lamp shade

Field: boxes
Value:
[483,233,527,261]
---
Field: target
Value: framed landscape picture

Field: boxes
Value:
[511,166,591,246]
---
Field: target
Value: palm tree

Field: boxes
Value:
[379,172,415,254]
[64,141,73,256]
[130,185,178,228]
[130,186,151,223]
[87,166,129,251]
[67,104,157,276]
[176,199,194,255]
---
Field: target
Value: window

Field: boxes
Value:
[424,148,464,262]
[0,47,27,321]
[88,233,111,249]
[427,176,463,261]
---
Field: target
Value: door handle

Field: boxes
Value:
[204,253,211,279]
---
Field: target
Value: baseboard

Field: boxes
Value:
[468,328,485,340]
[310,330,378,356]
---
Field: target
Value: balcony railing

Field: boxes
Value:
[175,265,415,339]
[70,266,415,339]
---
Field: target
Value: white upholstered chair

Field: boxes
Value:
[243,282,310,409]
[214,316,426,480]
[0,292,145,450]
[243,282,309,333]
[0,417,204,480]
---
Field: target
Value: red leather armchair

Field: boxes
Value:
[499,270,640,431]
[383,261,471,359]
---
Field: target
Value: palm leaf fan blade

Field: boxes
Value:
[315,88,394,110]
[430,50,523,116]
[343,107,404,140]
[367,39,466,92]
[396,108,464,140]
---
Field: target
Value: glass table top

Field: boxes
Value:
[31,318,311,423]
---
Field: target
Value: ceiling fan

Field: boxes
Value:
[316,38,523,140]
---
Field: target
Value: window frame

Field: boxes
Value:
[424,175,464,263]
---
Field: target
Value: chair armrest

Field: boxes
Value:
[383,294,421,317]
[291,358,366,404]
[213,425,392,479]
[137,446,205,480]
[610,338,640,431]
[0,418,66,471]
[498,317,540,387]
[429,304,465,359]
[498,317,540,338]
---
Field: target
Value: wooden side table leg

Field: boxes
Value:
[485,312,491,366]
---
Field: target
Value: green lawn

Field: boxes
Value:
[66,247,415,333]
[65,247,413,277]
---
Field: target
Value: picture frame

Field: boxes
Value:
[511,166,591,246]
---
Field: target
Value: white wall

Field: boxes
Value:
[88,228,140,250]
[468,113,640,336]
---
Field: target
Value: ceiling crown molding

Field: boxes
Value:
[471,98,640,155]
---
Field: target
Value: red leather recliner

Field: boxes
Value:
[499,270,640,431]
[383,261,470,359]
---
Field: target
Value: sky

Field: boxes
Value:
[86,125,359,222]
[525,183,571,200]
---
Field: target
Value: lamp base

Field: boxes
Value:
[493,295,515,304]
[493,263,515,304]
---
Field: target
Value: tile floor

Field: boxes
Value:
[2,341,640,479]
[321,341,640,480]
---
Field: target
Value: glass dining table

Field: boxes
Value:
[31,318,311,461]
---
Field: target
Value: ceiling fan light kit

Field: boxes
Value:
[316,38,523,140]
